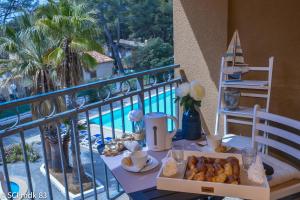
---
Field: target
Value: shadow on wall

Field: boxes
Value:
[178,0,228,134]
[180,0,226,88]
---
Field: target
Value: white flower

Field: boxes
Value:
[190,80,205,101]
[175,82,190,97]
[128,110,143,122]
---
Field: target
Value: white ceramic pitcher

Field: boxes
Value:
[144,112,178,151]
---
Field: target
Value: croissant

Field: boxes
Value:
[232,162,240,177]
[187,156,198,170]
[185,169,196,180]
[194,171,205,181]
[224,163,233,176]
[197,162,207,173]
[215,173,227,183]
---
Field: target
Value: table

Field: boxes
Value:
[100,139,224,200]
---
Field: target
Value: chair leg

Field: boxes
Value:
[224,115,228,136]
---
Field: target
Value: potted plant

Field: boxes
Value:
[175,80,205,140]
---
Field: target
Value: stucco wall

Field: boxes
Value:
[173,0,228,135]
[228,0,300,121]
[174,0,300,136]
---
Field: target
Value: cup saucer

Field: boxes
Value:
[121,155,159,173]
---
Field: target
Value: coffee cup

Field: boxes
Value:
[207,135,222,149]
[131,151,148,168]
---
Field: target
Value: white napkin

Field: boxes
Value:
[123,141,141,152]
[162,157,178,177]
[248,155,265,184]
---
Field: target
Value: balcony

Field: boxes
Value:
[0,65,181,200]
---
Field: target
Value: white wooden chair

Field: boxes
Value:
[252,104,300,199]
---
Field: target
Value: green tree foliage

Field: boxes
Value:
[128,37,173,70]
[0,0,39,25]
[126,0,173,43]
[0,0,103,185]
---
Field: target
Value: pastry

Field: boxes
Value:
[194,171,205,181]
[123,157,133,166]
[185,169,196,180]
[215,145,227,153]
[184,155,240,185]
[187,155,198,170]
[224,163,233,176]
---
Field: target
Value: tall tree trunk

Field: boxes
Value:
[62,38,85,184]
[98,13,124,74]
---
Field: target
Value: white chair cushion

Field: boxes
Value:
[222,134,252,149]
[260,153,300,187]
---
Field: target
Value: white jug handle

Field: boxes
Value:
[166,115,179,138]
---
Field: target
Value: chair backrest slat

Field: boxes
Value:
[255,136,300,159]
[252,104,300,160]
[256,111,300,130]
[256,123,300,145]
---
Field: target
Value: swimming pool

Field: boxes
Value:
[90,90,176,133]
[10,181,20,198]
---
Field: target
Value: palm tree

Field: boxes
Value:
[0,14,68,172]
[36,0,102,184]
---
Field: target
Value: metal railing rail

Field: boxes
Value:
[0,64,182,200]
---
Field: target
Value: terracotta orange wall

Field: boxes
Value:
[174,0,300,135]
[228,0,300,120]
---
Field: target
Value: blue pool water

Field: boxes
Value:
[10,181,20,198]
[90,90,176,133]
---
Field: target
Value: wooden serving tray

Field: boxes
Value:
[156,151,270,200]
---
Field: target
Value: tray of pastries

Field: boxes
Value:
[185,155,240,184]
[157,151,270,200]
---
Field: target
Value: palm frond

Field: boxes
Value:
[81,53,98,69]
[46,47,65,66]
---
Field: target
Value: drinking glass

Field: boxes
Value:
[171,141,184,165]
[241,147,257,169]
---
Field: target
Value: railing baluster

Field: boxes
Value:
[170,84,174,130]
[0,139,12,200]
[56,125,70,200]
[163,85,166,114]
[130,96,135,132]
[85,111,98,200]
[97,106,105,145]
[110,103,116,139]
[137,77,145,114]
[70,118,84,200]
[176,82,180,120]
[38,126,53,200]
[148,90,152,113]
[156,87,159,112]
[19,131,33,199]
[120,100,125,134]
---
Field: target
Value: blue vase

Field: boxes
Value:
[182,107,202,140]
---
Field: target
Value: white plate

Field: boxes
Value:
[121,155,159,173]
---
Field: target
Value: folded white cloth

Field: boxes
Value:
[248,155,265,184]
[162,157,178,177]
[123,141,141,152]
[260,153,300,187]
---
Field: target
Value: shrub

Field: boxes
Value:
[4,143,40,163]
